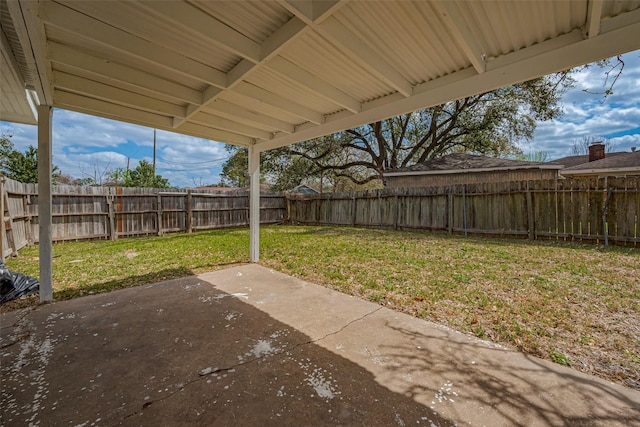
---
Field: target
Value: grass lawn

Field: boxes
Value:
[3,225,639,390]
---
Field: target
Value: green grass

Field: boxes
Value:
[2,229,250,304]
[3,225,639,390]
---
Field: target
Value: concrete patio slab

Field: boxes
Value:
[1,264,638,426]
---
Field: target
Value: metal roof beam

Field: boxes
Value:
[135,1,261,62]
[54,90,174,129]
[189,112,273,140]
[0,28,38,124]
[179,123,254,147]
[585,0,604,39]
[55,90,253,146]
[282,1,346,24]
[47,42,203,105]
[434,1,486,74]
[175,15,312,129]
[205,99,295,134]
[234,83,324,125]
[260,16,309,61]
[53,71,187,119]
[6,0,53,105]
[279,1,411,97]
[41,2,228,89]
[255,14,640,152]
[317,16,413,97]
[267,56,360,113]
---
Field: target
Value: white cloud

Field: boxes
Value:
[3,50,640,186]
[1,112,231,188]
[55,151,129,183]
[609,134,640,151]
[530,50,640,158]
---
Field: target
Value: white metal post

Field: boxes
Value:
[37,105,53,302]
[248,145,260,262]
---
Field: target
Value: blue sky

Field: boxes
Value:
[1,50,639,188]
[527,50,640,158]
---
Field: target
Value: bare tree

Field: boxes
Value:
[290,73,572,186]
[79,159,113,186]
[581,56,625,101]
[571,136,616,156]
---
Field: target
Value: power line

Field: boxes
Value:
[156,164,225,172]
[159,156,228,165]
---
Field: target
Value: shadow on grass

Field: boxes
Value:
[377,321,640,426]
[279,224,640,254]
[55,267,196,300]
[1,259,252,314]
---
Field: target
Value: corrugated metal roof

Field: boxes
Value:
[338,1,469,83]
[245,67,343,114]
[1,0,33,89]
[62,0,240,72]
[2,0,640,148]
[280,31,394,102]
[191,0,292,44]
[45,27,208,93]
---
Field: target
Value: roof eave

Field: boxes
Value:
[560,166,640,176]
[384,165,563,177]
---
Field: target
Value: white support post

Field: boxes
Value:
[37,105,53,302]
[248,145,260,262]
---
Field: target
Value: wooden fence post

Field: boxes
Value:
[378,192,382,228]
[526,183,535,240]
[447,191,453,235]
[393,194,399,230]
[2,187,17,256]
[462,185,468,237]
[23,194,33,245]
[157,193,163,236]
[107,196,117,241]
[351,196,357,227]
[286,194,291,223]
[0,178,5,257]
[186,190,193,233]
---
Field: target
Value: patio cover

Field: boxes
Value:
[2,0,640,300]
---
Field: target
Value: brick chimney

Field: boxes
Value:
[588,143,605,162]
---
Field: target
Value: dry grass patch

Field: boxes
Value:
[2,225,638,390]
[260,226,640,390]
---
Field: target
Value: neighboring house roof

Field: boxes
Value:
[549,152,627,168]
[384,153,562,176]
[238,183,274,192]
[560,150,640,176]
[191,186,240,191]
[288,184,319,194]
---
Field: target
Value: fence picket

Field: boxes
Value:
[1,177,287,257]
[2,176,639,258]
[288,178,640,246]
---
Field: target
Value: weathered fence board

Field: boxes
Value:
[1,177,287,257]
[288,177,640,246]
[3,176,639,257]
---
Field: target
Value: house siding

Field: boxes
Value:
[386,169,558,188]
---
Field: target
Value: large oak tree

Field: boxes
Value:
[222,57,623,190]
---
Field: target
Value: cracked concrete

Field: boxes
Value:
[1,264,639,426]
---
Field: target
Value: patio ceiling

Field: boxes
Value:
[2,0,640,152]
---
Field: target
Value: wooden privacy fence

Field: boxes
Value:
[1,176,286,258]
[3,176,639,258]
[288,177,640,246]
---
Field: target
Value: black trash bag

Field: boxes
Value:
[0,260,39,304]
